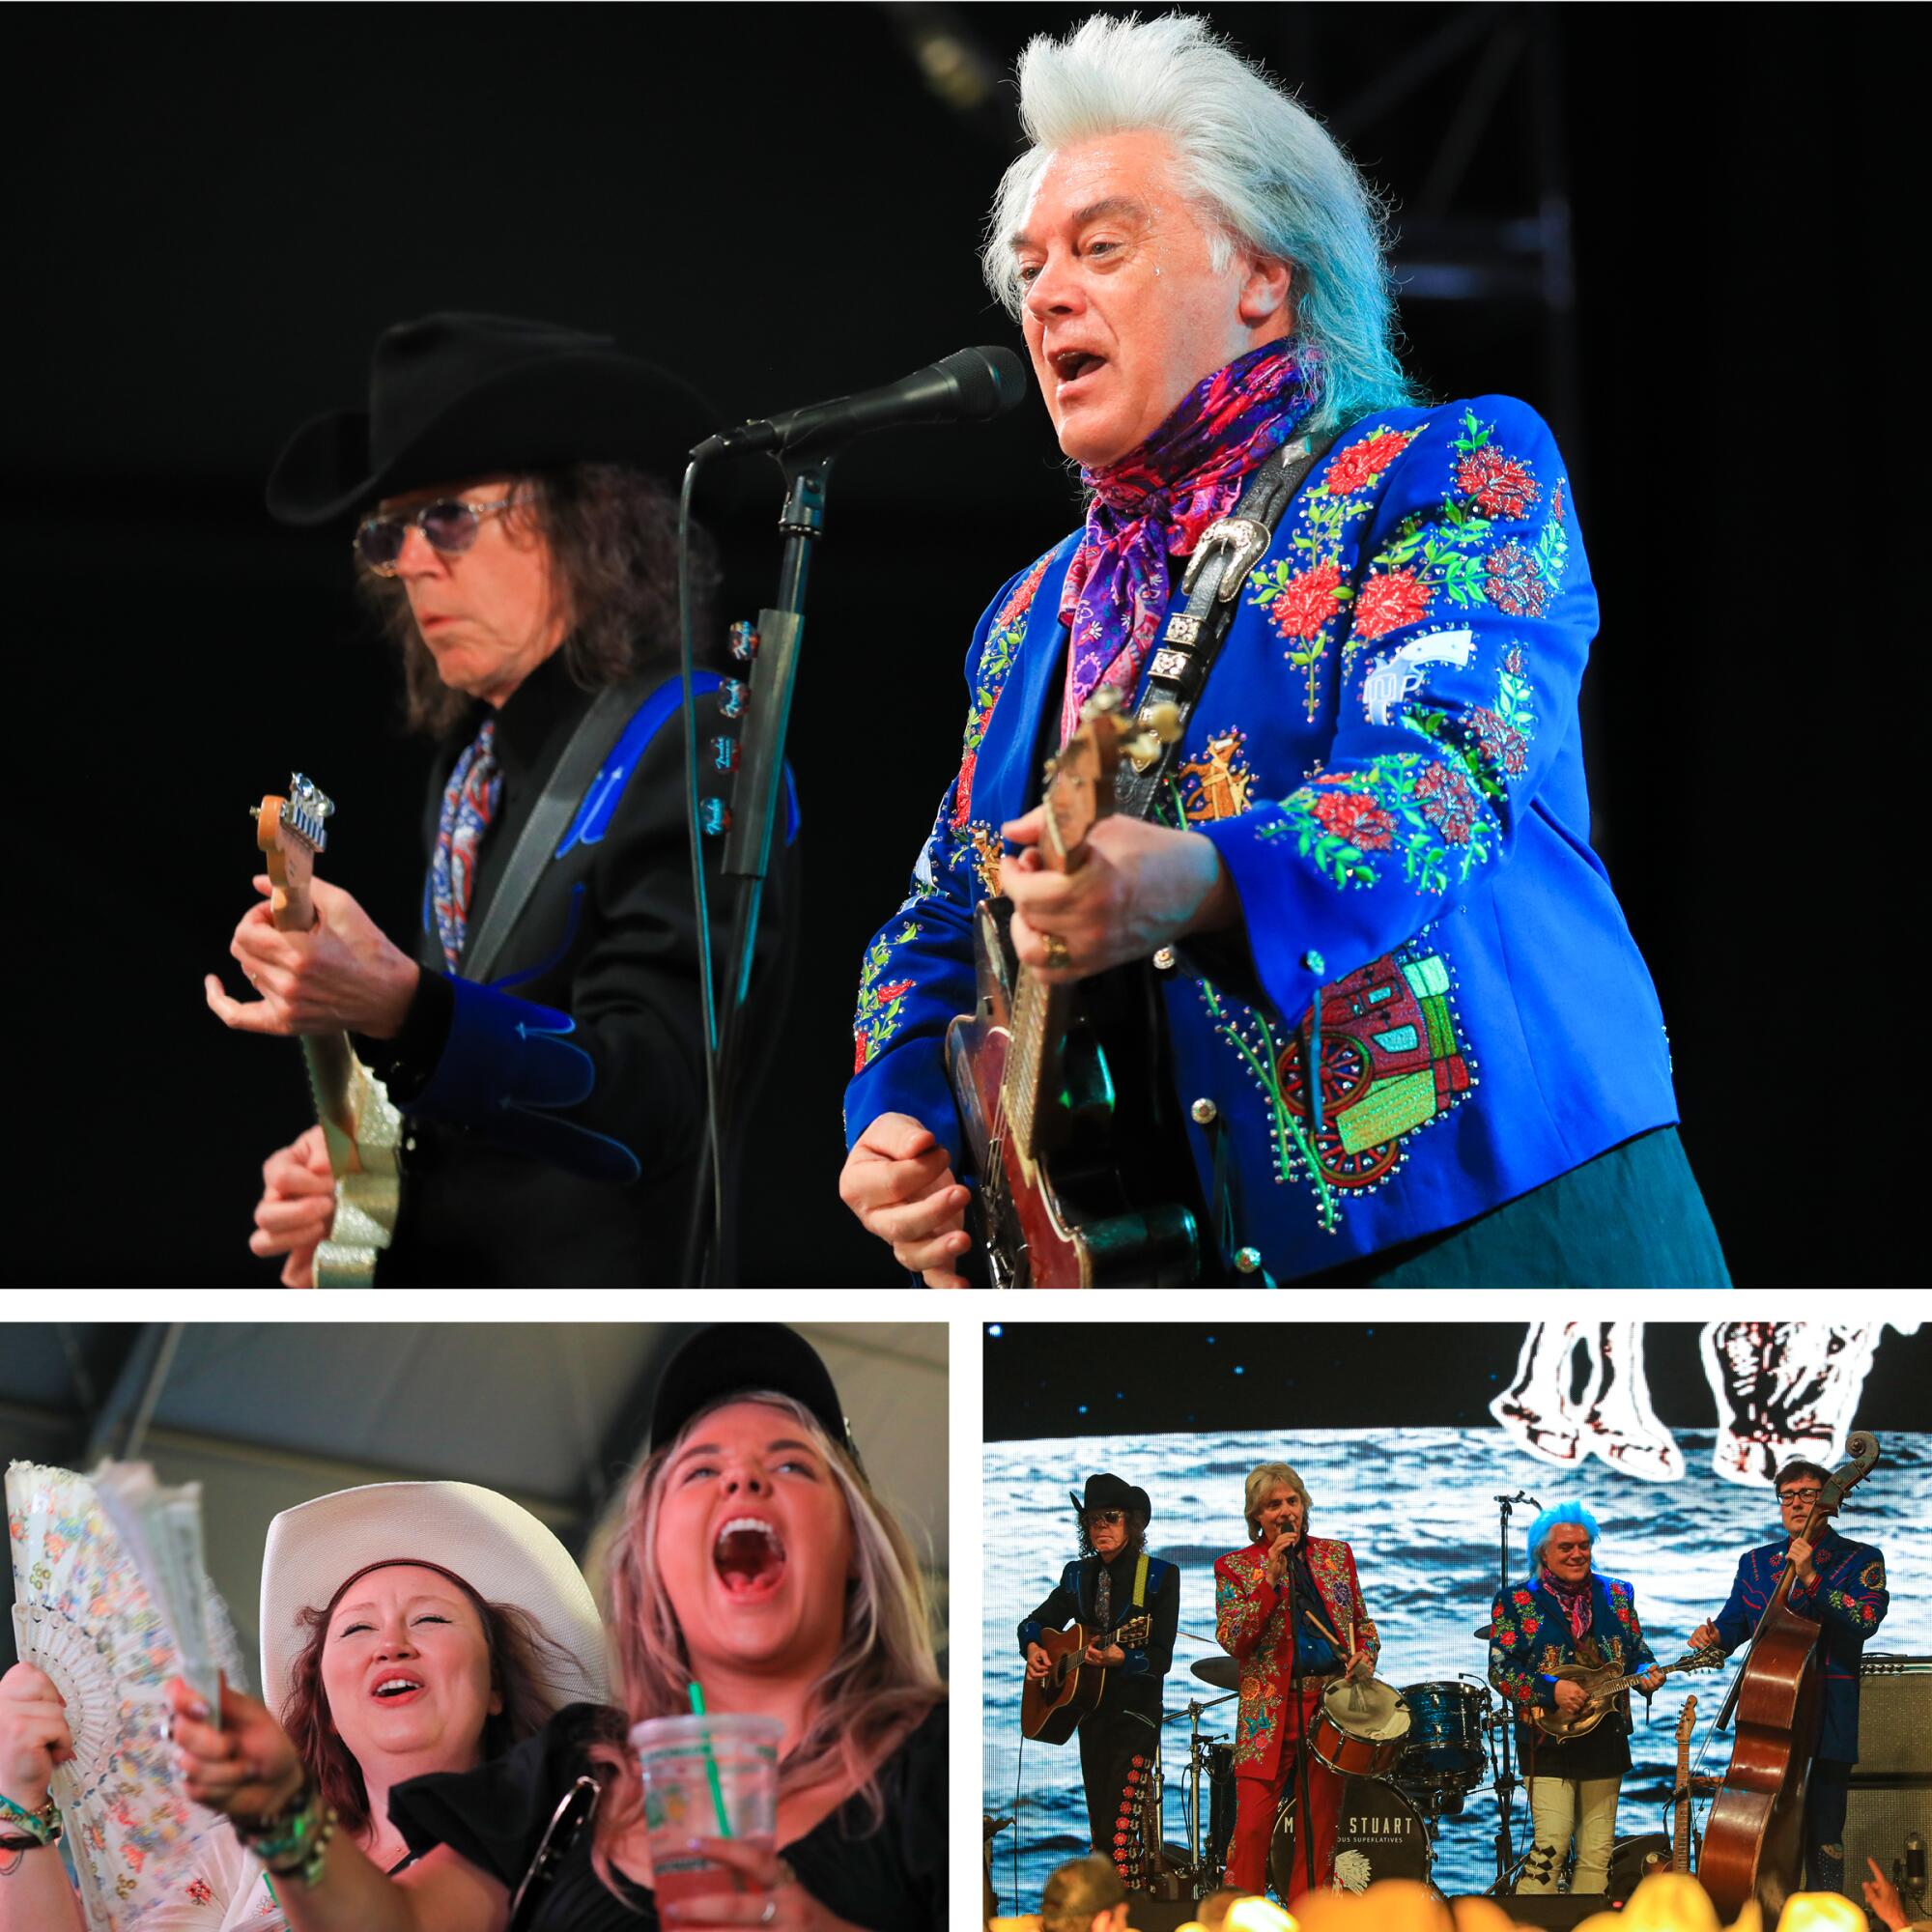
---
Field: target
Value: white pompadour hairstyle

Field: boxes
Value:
[981,13,1418,431]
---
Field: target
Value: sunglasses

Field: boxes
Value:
[354,496,521,576]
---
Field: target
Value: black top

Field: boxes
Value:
[1020,1550,1180,1719]
[390,1701,948,1931]
[358,648,797,1287]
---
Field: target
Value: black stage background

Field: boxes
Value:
[13,5,1892,1286]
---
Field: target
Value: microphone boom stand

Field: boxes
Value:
[684,454,829,1290]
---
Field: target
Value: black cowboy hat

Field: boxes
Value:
[266,311,719,526]
[1070,1472,1151,1522]
[649,1323,860,1469]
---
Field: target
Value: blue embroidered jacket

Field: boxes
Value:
[1019,1552,1180,1690]
[845,395,1683,1282]
[1489,1570,1656,1719]
[1711,1527,1889,1762]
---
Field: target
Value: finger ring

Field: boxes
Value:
[1040,931,1069,970]
[759,1901,778,1925]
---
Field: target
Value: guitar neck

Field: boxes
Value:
[300,1032,364,1175]
[1004,968,1072,1161]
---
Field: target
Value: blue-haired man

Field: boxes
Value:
[1488,1502,1665,1896]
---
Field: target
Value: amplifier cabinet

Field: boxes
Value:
[1855,1656,1932,1779]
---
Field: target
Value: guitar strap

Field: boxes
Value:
[460,679,649,986]
[1112,421,1350,824]
[1131,1552,1150,1614]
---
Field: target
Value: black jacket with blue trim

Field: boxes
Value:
[360,648,797,1286]
[1020,1549,1180,1716]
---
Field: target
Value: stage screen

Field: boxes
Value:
[982,1321,1929,1912]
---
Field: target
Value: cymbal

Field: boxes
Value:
[1191,1656,1241,1691]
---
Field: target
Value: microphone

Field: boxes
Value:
[693,346,1028,459]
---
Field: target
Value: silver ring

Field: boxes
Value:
[1040,931,1069,971]
[759,1901,778,1925]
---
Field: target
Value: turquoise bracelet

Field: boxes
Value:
[0,1789,60,1845]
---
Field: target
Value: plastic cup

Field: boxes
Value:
[631,1713,783,1906]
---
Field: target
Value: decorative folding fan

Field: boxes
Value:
[6,1462,242,1932]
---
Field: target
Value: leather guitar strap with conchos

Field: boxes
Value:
[1112,421,1349,824]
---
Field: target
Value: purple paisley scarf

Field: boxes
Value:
[1057,336,1317,742]
[1539,1566,1594,1645]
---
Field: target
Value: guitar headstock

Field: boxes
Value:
[252,772,333,934]
[1676,1694,1697,1747]
[1038,689,1180,871]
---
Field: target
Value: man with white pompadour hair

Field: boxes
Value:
[841,12,1727,1292]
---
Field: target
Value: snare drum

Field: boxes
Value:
[1270,1775,1434,1897]
[1397,1681,1490,1792]
[1309,1675,1410,1779]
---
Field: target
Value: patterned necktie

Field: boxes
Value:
[431,717,500,971]
[1094,1560,1113,1634]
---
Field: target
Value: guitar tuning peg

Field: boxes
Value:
[1085,686,1122,715]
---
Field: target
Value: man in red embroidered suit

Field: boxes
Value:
[1212,1462,1378,1900]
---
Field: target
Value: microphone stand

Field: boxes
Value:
[1281,1543,1318,1900]
[1488,1491,1534,1893]
[681,454,829,1291]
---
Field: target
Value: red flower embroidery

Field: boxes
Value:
[1268,557,1346,640]
[993,552,1054,631]
[1415,763,1479,844]
[1323,427,1419,497]
[1310,791,1395,850]
[852,1032,869,1074]
[1485,540,1548,618]
[1351,568,1434,640]
[1456,445,1541,518]
[1469,707,1529,776]
[1513,1589,1533,1606]
[952,751,979,825]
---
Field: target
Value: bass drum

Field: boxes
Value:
[1270,1776,1434,1898]
[1397,1680,1491,1793]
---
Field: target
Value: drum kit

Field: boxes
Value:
[1157,1649,1509,1899]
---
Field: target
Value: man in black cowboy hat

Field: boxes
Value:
[1019,1473,1179,1889]
[204,313,796,1287]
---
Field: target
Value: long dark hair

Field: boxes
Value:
[281,1563,582,1837]
[355,462,720,739]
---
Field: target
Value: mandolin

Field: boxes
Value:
[1700,1432,1882,1921]
[1534,1645,1723,1740]
[1021,1613,1153,1745]
[252,775,402,1287]
[945,688,1198,1289]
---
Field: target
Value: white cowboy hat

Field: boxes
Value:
[258,1481,610,1722]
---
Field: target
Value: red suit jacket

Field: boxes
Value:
[1213,1535,1379,1780]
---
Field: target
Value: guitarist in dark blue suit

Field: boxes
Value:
[1020,1473,1180,1890]
[1692,1460,1890,1896]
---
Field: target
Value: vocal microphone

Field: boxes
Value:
[692,346,1028,459]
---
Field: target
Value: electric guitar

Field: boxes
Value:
[251,775,402,1286]
[1534,1646,1723,1741]
[945,688,1199,1289]
[1021,1613,1154,1745]
[1672,1694,1699,1872]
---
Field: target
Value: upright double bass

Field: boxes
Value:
[1698,1431,1880,1920]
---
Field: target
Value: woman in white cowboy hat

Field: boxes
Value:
[167,1324,947,1931]
[0,1481,605,1932]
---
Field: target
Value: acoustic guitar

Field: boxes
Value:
[1532,1646,1722,1741]
[1022,1613,1153,1745]
[945,688,1198,1289]
[251,775,402,1287]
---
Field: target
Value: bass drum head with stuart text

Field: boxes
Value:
[1270,1776,1434,1898]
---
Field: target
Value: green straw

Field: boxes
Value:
[687,1681,732,1840]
